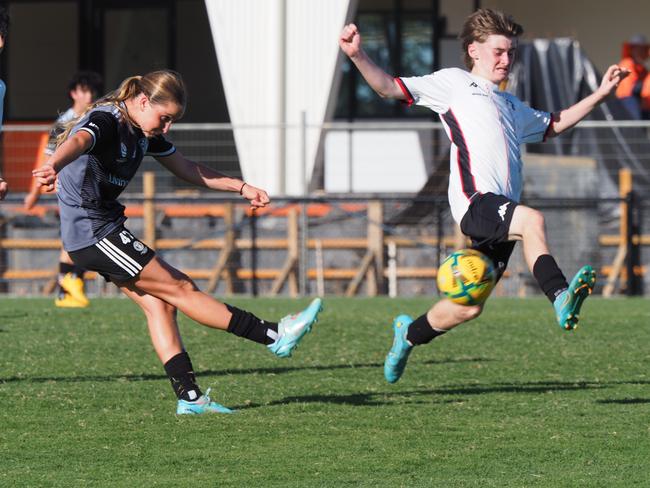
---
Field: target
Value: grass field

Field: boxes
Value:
[1,296,649,487]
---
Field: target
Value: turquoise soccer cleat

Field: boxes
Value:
[554,265,596,331]
[176,388,234,415]
[384,314,414,384]
[267,298,323,358]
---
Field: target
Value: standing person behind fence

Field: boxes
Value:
[25,71,103,307]
[615,34,650,119]
[32,70,323,414]
[339,9,628,383]
[0,7,9,200]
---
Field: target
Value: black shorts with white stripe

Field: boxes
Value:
[69,226,155,283]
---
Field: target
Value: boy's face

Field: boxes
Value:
[70,86,96,108]
[468,34,516,84]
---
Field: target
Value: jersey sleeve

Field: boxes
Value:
[397,70,454,113]
[78,111,119,154]
[146,135,176,157]
[511,96,553,143]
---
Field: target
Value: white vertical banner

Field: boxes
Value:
[205,0,354,195]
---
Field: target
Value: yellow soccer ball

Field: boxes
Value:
[436,249,497,305]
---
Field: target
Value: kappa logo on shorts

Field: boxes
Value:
[133,240,148,255]
[497,202,511,221]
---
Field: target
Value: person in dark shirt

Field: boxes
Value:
[33,70,322,414]
[25,71,103,307]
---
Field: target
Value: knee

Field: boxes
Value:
[141,299,177,320]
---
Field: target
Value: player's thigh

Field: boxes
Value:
[508,205,544,240]
[133,255,198,298]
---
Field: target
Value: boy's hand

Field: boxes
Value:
[598,64,630,97]
[339,23,362,58]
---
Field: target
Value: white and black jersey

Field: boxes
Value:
[57,104,175,252]
[397,68,552,224]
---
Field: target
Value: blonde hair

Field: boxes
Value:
[460,9,523,69]
[57,69,187,147]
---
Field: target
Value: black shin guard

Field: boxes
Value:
[406,314,447,346]
[226,305,278,345]
[533,254,568,303]
[164,351,202,402]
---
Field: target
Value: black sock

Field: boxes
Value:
[57,262,76,297]
[59,262,75,276]
[72,265,86,279]
[164,351,202,402]
[226,305,278,345]
[533,254,568,303]
[406,314,447,346]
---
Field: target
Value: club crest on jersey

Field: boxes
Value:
[138,138,149,154]
[133,240,147,254]
[120,142,128,158]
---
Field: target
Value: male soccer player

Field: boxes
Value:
[24,71,103,306]
[339,8,628,383]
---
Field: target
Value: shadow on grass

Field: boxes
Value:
[0,357,490,384]
[232,380,618,410]
[596,398,650,405]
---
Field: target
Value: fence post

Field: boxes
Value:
[367,200,384,296]
[143,171,156,249]
[626,190,643,295]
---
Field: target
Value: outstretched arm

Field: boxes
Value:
[546,64,630,137]
[339,23,406,100]
[155,151,270,208]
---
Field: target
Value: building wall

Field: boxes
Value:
[483,0,650,73]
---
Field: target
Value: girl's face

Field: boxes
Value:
[133,94,183,137]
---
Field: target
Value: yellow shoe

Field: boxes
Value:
[59,273,90,307]
[54,293,89,308]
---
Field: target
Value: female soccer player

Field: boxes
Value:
[33,70,322,414]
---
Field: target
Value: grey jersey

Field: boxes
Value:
[57,104,175,251]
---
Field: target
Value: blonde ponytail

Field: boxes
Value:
[55,70,186,148]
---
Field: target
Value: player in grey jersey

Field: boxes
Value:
[25,71,102,307]
[33,70,322,414]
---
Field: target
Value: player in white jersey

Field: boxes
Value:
[339,8,629,383]
[0,7,9,200]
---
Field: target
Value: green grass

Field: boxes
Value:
[1,296,649,487]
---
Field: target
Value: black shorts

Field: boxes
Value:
[69,226,156,283]
[460,192,518,281]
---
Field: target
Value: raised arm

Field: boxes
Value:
[31,131,93,192]
[339,23,406,100]
[155,150,270,208]
[546,64,630,138]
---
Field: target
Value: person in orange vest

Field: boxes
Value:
[616,34,650,119]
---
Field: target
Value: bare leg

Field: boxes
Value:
[120,285,184,363]
[426,298,483,331]
[508,205,550,272]
[129,256,232,330]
